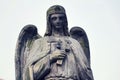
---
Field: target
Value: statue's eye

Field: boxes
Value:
[51,17,57,21]
[59,16,65,21]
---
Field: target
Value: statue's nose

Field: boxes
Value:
[56,18,63,24]
[56,17,60,22]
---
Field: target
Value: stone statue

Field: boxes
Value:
[15,5,94,80]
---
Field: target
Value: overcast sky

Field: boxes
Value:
[0,0,120,80]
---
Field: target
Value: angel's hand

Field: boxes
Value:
[50,49,66,63]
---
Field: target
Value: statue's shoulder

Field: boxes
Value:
[33,37,49,44]
[68,37,79,44]
[35,37,48,42]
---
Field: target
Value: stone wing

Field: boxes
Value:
[70,26,91,65]
[15,24,41,80]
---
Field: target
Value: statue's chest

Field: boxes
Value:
[46,37,78,79]
[47,37,71,52]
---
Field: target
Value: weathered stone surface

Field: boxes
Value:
[15,5,94,80]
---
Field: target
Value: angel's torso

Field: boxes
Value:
[44,36,79,80]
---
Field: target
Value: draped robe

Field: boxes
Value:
[23,36,93,80]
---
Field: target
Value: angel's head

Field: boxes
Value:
[44,5,70,36]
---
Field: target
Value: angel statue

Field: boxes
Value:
[15,5,94,80]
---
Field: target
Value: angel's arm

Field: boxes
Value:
[33,54,51,80]
[23,54,51,80]
[22,38,52,80]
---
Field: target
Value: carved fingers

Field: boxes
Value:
[50,49,66,63]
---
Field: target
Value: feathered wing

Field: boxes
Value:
[70,26,90,65]
[15,24,41,80]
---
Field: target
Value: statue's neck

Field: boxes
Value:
[52,28,64,37]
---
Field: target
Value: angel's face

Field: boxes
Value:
[50,13,66,29]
